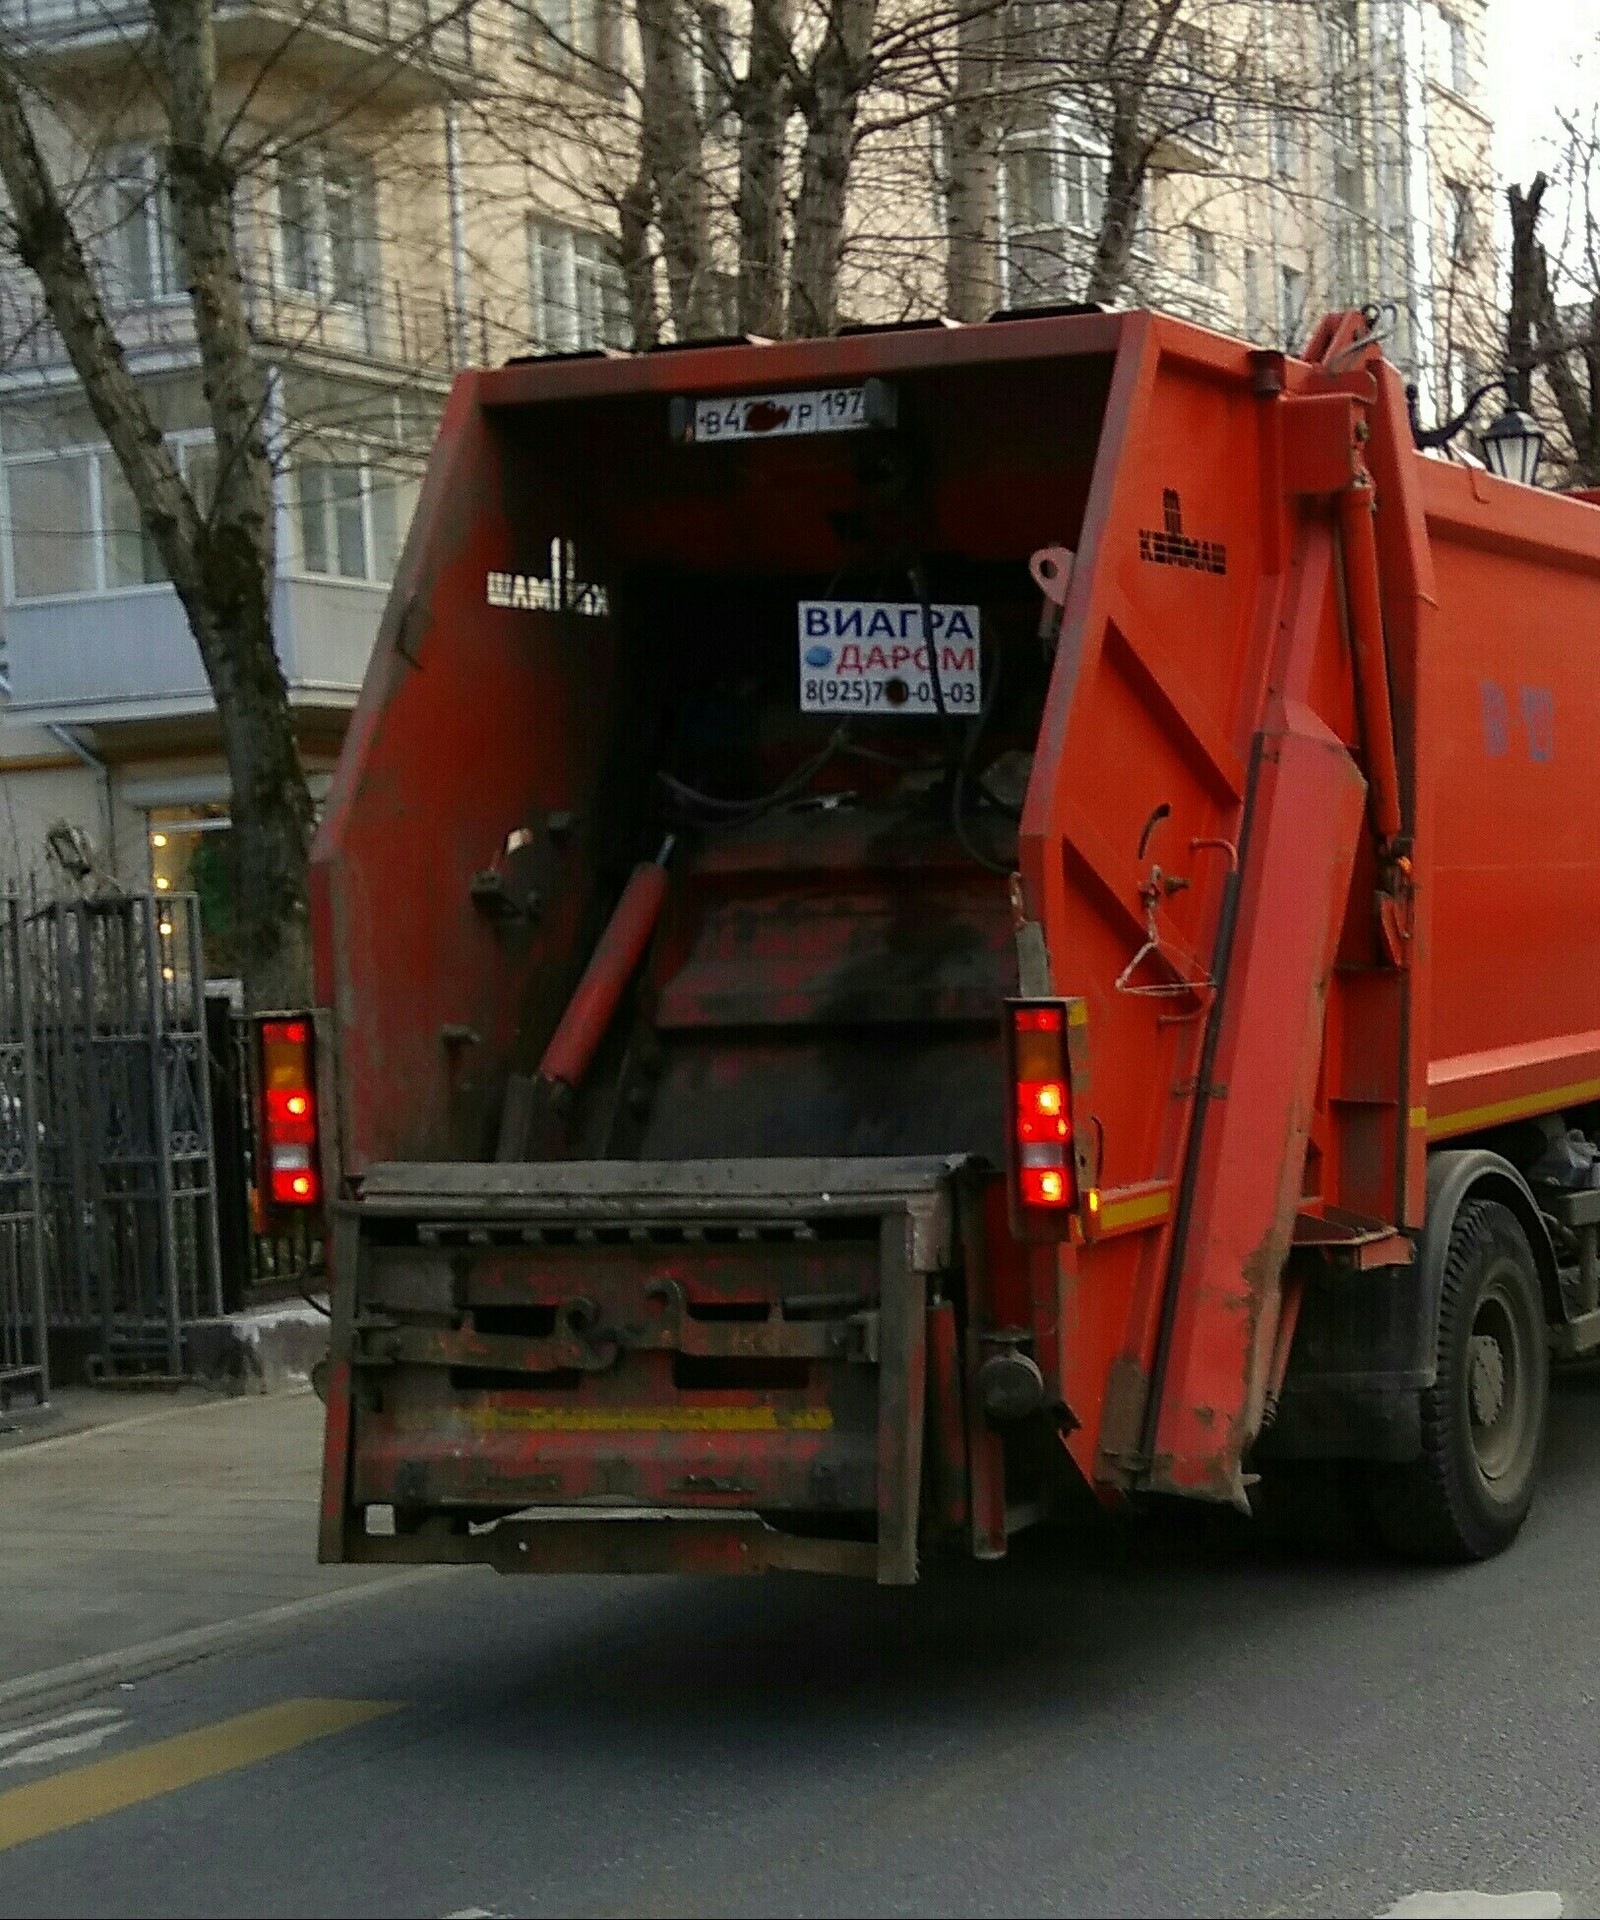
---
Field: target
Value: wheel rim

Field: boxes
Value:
[1465,1264,1536,1487]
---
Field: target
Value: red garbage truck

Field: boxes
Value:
[302,304,1600,1580]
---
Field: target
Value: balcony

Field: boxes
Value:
[2,572,385,726]
[0,0,478,97]
[0,272,467,384]
[1149,86,1225,173]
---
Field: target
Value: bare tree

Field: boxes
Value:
[943,0,1009,322]
[1507,126,1600,487]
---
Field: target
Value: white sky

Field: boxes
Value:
[1488,0,1600,185]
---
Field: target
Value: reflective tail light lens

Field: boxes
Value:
[1005,1000,1080,1236]
[259,1017,321,1209]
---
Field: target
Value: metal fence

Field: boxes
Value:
[31,891,223,1377]
[0,895,47,1408]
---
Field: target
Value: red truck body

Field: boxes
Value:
[311,307,1600,1578]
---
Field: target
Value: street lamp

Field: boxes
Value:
[1478,406,1545,487]
[1407,377,1547,487]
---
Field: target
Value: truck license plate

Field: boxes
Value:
[798,601,982,715]
[694,387,869,441]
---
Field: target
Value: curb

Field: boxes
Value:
[0,1384,314,1461]
[0,1566,464,1725]
[186,1301,331,1395]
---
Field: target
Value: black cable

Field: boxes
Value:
[949,644,1016,875]
[658,726,848,829]
[906,559,954,737]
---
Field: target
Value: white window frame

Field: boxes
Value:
[0,434,214,605]
[1279,263,1307,349]
[997,110,1107,306]
[526,0,617,75]
[274,146,376,311]
[527,218,629,353]
[1270,101,1299,182]
[1186,224,1217,289]
[1437,6,1470,95]
[290,442,417,585]
[1243,246,1263,337]
[102,142,182,308]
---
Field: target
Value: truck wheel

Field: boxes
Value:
[1367,1198,1548,1562]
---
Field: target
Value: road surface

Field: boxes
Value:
[6,1374,1600,1917]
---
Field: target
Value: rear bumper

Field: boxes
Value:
[320,1156,988,1583]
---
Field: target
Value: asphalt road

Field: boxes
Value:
[8,1379,1600,1918]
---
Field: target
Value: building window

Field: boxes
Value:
[2,437,213,602]
[1270,96,1299,182]
[1172,23,1216,145]
[1446,179,1477,261]
[1438,7,1470,94]
[1187,225,1217,289]
[294,453,414,584]
[1061,141,1105,234]
[276,148,376,308]
[1243,246,1262,337]
[147,808,239,980]
[526,0,620,75]
[103,146,179,306]
[528,221,630,353]
[1280,264,1306,348]
[1003,143,1057,235]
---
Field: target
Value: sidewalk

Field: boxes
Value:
[0,1387,425,1708]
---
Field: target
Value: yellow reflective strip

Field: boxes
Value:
[0,1699,395,1854]
[1409,1105,1429,1129]
[1427,1077,1600,1140]
[1098,1188,1172,1232]
[1067,1000,1089,1027]
[466,1405,834,1433]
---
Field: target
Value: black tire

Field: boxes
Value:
[1367,1198,1549,1563]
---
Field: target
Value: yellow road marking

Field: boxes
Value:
[467,1404,833,1433]
[0,1698,396,1854]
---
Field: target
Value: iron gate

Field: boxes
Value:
[0,893,47,1407]
[31,892,223,1376]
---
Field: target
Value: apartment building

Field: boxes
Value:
[0,0,1496,978]
[996,0,1496,408]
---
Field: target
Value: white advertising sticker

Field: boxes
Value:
[798,601,982,716]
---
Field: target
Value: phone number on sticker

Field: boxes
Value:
[803,677,980,712]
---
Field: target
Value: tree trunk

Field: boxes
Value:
[637,0,718,338]
[1508,173,1600,484]
[1085,96,1144,304]
[617,162,662,349]
[788,0,877,336]
[944,0,1008,322]
[1506,176,1547,410]
[153,0,312,1009]
[1080,0,1182,307]
[736,0,792,336]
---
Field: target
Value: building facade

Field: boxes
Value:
[0,0,1496,979]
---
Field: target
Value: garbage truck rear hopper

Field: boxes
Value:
[309,307,1600,1578]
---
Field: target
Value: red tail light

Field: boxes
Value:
[258,1016,321,1209]
[1005,999,1081,1237]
